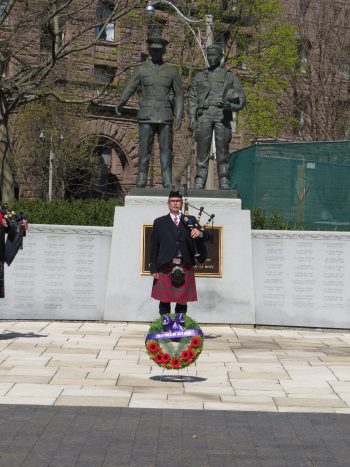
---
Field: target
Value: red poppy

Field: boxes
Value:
[155,353,164,363]
[188,349,195,360]
[162,353,171,363]
[171,358,181,369]
[147,341,160,353]
[181,350,190,361]
[191,336,201,348]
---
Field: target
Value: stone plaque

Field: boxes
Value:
[141,224,222,277]
[253,231,350,328]
[0,226,111,320]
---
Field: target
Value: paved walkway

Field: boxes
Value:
[1,320,350,412]
[1,320,350,466]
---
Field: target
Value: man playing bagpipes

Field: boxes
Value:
[150,190,210,316]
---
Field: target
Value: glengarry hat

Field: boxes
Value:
[147,37,168,49]
[168,190,182,199]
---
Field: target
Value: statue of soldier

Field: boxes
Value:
[188,44,246,189]
[115,37,184,188]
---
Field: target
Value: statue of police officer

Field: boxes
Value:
[188,44,246,189]
[116,37,184,188]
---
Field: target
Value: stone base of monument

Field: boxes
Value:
[104,189,255,323]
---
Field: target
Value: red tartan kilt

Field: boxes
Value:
[151,263,197,302]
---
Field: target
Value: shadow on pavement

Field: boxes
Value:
[0,332,47,340]
[204,334,221,339]
[150,375,207,383]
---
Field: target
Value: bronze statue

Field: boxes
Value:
[188,44,246,189]
[115,37,184,188]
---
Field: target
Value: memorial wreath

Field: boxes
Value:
[145,313,204,369]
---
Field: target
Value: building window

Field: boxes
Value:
[0,0,9,24]
[40,18,65,51]
[40,22,51,50]
[1,60,9,78]
[94,65,116,84]
[339,65,350,81]
[96,1,115,42]
[299,40,311,74]
[0,0,7,16]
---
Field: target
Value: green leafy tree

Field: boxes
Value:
[193,0,300,139]
[12,99,101,200]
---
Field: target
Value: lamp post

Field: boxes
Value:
[40,130,63,202]
[145,0,210,66]
[144,1,216,189]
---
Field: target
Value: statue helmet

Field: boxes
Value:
[206,44,223,55]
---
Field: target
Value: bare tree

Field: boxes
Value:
[0,0,140,200]
[292,0,350,140]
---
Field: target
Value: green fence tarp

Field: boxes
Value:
[229,141,350,229]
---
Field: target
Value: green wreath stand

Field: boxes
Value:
[145,313,204,369]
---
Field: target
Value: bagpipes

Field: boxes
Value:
[181,184,215,264]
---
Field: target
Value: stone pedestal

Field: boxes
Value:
[104,189,255,323]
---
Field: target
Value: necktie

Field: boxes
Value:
[174,216,179,227]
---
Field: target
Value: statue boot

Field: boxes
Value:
[161,167,174,189]
[194,166,208,189]
[136,171,148,188]
[218,163,230,190]
[220,178,230,190]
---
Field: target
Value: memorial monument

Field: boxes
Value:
[105,37,254,324]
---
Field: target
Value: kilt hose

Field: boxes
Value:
[151,263,197,303]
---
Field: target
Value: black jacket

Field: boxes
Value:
[150,213,209,274]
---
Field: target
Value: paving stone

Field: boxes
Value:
[47,359,108,368]
[204,401,277,411]
[55,395,130,407]
[0,396,57,405]
[228,370,290,380]
[129,399,203,410]
[274,397,347,408]
[61,387,131,397]
[0,375,52,384]
[229,379,281,391]
[6,367,57,377]
[167,393,221,402]
[0,383,14,396]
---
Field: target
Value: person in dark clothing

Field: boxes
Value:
[0,206,28,298]
[150,190,209,316]
[0,221,5,299]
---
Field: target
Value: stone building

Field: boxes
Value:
[3,0,349,199]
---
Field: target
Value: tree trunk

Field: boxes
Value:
[0,120,14,201]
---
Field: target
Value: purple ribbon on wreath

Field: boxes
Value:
[163,313,185,333]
